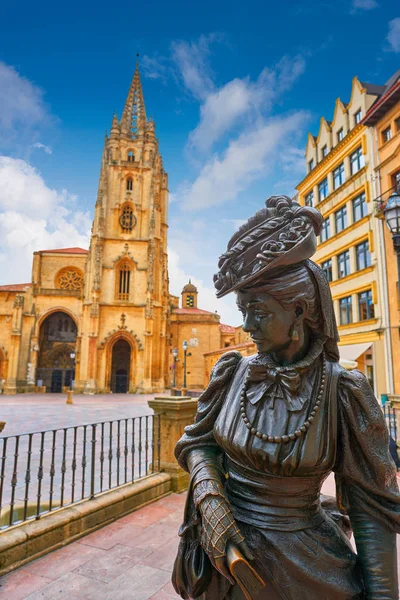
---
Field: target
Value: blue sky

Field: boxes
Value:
[0,0,399,323]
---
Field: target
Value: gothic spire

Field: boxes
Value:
[120,58,147,136]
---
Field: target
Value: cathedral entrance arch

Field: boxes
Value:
[36,311,77,393]
[110,339,131,393]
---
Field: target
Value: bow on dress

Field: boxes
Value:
[246,361,305,412]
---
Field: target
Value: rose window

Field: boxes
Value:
[57,269,84,291]
[120,205,137,232]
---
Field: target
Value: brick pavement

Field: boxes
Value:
[0,492,186,600]
[1,474,381,600]
[1,478,400,599]
[0,398,399,598]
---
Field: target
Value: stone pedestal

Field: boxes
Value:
[148,395,198,492]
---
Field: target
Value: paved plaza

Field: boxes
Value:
[0,492,185,600]
[0,393,157,437]
[0,396,399,598]
[2,475,399,599]
[0,394,164,528]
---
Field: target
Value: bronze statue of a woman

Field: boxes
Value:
[172,196,400,600]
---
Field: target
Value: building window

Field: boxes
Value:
[321,145,328,159]
[339,296,353,325]
[318,178,329,201]
[308,158,315,172]
[392,171,400,192]
[335,206,348,233]
[356,240,371,271]
[186,294,194,307]
[354,109,362,125]
[333,163,345,189]
[337,250,350,278]
[119,204,137,232]
[382,126,392,144]
[118,264,131,300]
[337,128,344,143]
[321,259,333,282]
[320,218,331,242]
[352,192,367,222]
[358,290,374,321]
[126,178,133,191]
[395,117,400,133]
[305,190,314,207]
[127,150,135,162]
[350,146,364,175]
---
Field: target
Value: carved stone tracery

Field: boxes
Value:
[56,268,84,291]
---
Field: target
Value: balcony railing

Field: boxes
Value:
[0,415,161,530]
[373,184,399,217]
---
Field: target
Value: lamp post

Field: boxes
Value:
[66,351,76,405]
[182,340,188,389]
[383,190,400,299]
[173,347,178,388]
[70,352,76,390]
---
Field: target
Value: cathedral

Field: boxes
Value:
[0,63,169,394]
[0,63,242,395]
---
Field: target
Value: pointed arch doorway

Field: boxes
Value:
[110,339,131,393]
[36,311,77,393]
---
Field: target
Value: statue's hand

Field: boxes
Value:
[199,494,254,584]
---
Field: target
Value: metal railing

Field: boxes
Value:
[383,403,398,442]
[0,414,161,531]
[373,184,399,216]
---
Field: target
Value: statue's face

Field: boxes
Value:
[236,290,297,355]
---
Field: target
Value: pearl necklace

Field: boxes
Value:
[239,352,326,444]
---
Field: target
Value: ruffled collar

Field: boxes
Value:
[249,337,324,373]
[245,338,324,412]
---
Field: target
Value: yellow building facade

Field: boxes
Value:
[0,64,170,394]
[363,72,400,395]
[296,76,391,398]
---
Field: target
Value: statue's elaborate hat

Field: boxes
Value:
[214,196,323,298]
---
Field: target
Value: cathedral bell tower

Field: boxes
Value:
[77,61,169,394]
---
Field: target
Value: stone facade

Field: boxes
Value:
[169,282,239,390]
[0,64,169,394]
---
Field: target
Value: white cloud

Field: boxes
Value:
[141,54,168,82]
[0,157,91,284]
[188,55,306,153]
[171,34,220,101]
[387,18,400,53]
[350,0,378,13]
[0,62,52,150]
[33,142,52,154]
[179,112,307,211]
[168,247,239,325]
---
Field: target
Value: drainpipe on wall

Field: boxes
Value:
[369,127,394,395]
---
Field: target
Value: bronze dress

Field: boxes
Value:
[174,343,400,600]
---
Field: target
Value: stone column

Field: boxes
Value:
[148,395,198,492]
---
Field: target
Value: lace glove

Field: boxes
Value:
[195,484,245,560]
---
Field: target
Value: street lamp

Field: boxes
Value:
[383,189,400,298]
[172,348,178,388]
[69,352,76,391]
[182,341,188,389]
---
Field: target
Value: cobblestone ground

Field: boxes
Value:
[0,394,164,528]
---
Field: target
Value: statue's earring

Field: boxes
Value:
[291,326,299,341]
